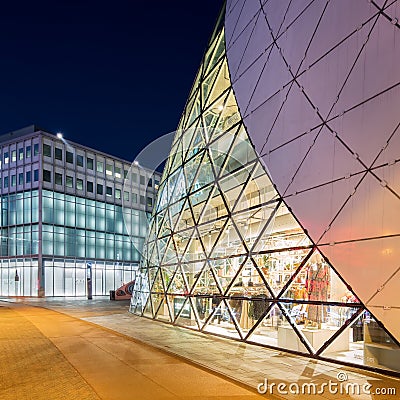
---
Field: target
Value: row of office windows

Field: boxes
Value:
[0,191,39,227]
[41,190,148,237]
[1,144,39,168]
[0,225,39,256]
[0,170,39,189]
[43,170,153,206]
[42,224,141,260]
[43,144,157,187]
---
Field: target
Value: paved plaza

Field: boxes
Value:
[1,297,399,399]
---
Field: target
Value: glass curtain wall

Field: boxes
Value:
[131,14,400,374]
[41,189,143,296]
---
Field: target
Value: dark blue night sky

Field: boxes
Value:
[0,0,223,161]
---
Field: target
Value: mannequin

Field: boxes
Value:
[304,253,330,329]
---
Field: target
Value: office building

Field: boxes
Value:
[130,1,400,375]
[0,125,159,297]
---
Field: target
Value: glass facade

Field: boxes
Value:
[131,16,400,374]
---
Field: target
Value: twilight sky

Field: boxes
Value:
[0,0,223,161]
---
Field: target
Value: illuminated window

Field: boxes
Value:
[11,150,16,162]
[18,148,24,160]
[66,176,73,187]
[115,167,121,178]
[26,146,31,158]
[106,164,113,176]
[76,178,83,190]
[97,161,104,173]
[115,189,121,199]
[4,152,9,164]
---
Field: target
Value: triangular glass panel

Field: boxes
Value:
[280,300,349,354]
[186,126,207,161]
[186,261,207,293]
[151,293,166,319]
[211,222,248,258]
[208,124,237,177]
[202,91,231,143]
[174,297,199,329]
[192,262,222,296]
[190,152,215,193]
[150,268,166,294]
[203,28,225,75]
[167,200,183,233]
[143,296,153,318]
[189,184,214,223]
[248,201,281,252]
[197,218,228,258]
[275,303,312,354]
[168,141,185,178]
[172,199,192,233]
[218,164,254,213]
[160,236,178,265]
[183,153,203,190]
[167,265,189,295]
[197,185,229,225]
[130,290,146,316]
[201,57,224,107]
[175,228,195,263]
[280,250,361,304]
[154,294,172,322]
[209,91,241,143]
[246,304,281,347]
[184,90,201,129]
[233,206,277,254]
[159,265,176,291]
[209,255,247,294]
[202,298,242,339]
[256,247,312,297]
[321,311,400,373]
[147,266,159,289]
[226,258,271,297]
[229,298,269,336]
[252,204,311,254]
[205,59,231,109]
[182,227,208,265]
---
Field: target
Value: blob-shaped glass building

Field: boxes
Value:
[131,0,400,374]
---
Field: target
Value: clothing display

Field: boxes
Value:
[305,263,330,326]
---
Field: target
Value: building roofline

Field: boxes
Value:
[0,125,161,176]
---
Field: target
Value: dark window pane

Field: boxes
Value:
[55,173,62,185]
[77,155,84,167]
[55,148,62,160]
[43,144,51,157]
[66,151,73,164]
[43,169,51,182]
[87,181,93,192]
